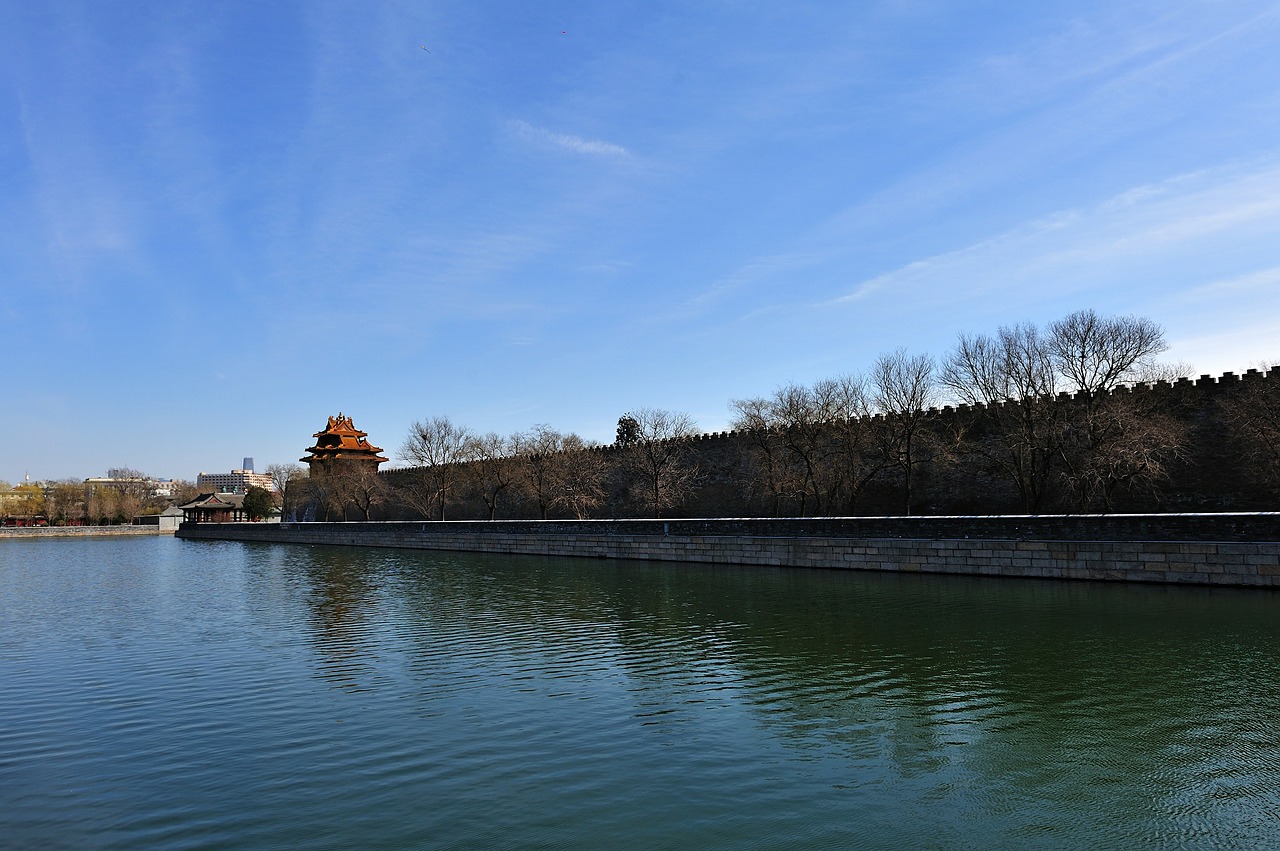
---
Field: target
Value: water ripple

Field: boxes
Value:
[3,538,1280,849]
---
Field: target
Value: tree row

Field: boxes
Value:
[280,309,1279,521]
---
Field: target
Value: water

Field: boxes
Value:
[2,536,1279,849]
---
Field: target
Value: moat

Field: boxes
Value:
[4,535,1279,848]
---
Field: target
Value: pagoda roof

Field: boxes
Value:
[301,413,389,465]
[312,413,373,440]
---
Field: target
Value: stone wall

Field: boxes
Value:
[0,526,171,539]
[177,514,1280,588]
[376,367,1280,520]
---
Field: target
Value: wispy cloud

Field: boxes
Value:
[687,252,818,309]
[952,5,1277,114]
[828,159,1280,310]
[509,119,631,158]
[1177,266,1280,301]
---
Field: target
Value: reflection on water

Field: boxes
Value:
[3,536,1279,849]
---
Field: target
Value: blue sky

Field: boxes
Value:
[4,0,1280,483]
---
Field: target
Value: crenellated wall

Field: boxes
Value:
[177,514,1280,588]
[374,366,1279,519]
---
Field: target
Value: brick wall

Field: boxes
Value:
[177,514,1280,588]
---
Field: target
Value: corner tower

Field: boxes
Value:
[301,413,389,477]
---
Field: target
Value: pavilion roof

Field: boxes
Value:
[301,413,389,465]
[178,492,246,509]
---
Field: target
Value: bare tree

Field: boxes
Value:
[618,408,701,518]
[730,375,880,516]
[1049,311,1185,511]
[1049,309,1168,396]
[266,463,307,521]
[872,349,939,515]
[771,383,837,515]
[729,396,802,516]
[293,475,331,521]
[821,374,888,514]
[1221,362,1280,498]
[553,435,609,519]
[105,467,161,517]
[389,471,440,521]
[400,416,474,520]
[507,427,607,520]
[464,432,518,520]
[1057,387,1187,511]
[512,425,568,520]
[169,480,201,506]
[942,323,1060,511]
[332,464,387,521]
[938,311,1187,512]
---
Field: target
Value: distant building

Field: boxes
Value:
[133,506,185,532]
[178,492,248,523]
[196,468,275,494]
[83,476,172,500]
[84,476,151,492]
[300,413,388,477]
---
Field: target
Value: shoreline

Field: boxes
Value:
[176,513,1280,589]
[1,526,174,539]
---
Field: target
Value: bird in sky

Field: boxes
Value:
[420,44,431,53]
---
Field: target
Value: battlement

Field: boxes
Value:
[372,362,1277,520]
[678,366,1279,447]
[383,366,1278,468]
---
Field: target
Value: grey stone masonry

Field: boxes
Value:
[176,514,1280,588]
[1,526,170,540]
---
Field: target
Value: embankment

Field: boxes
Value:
[1,526,172,540]
[176,514,1280,588]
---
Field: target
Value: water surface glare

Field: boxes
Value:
[3,536,1279,848]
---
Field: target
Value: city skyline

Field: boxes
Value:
[5,1,1280,483]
